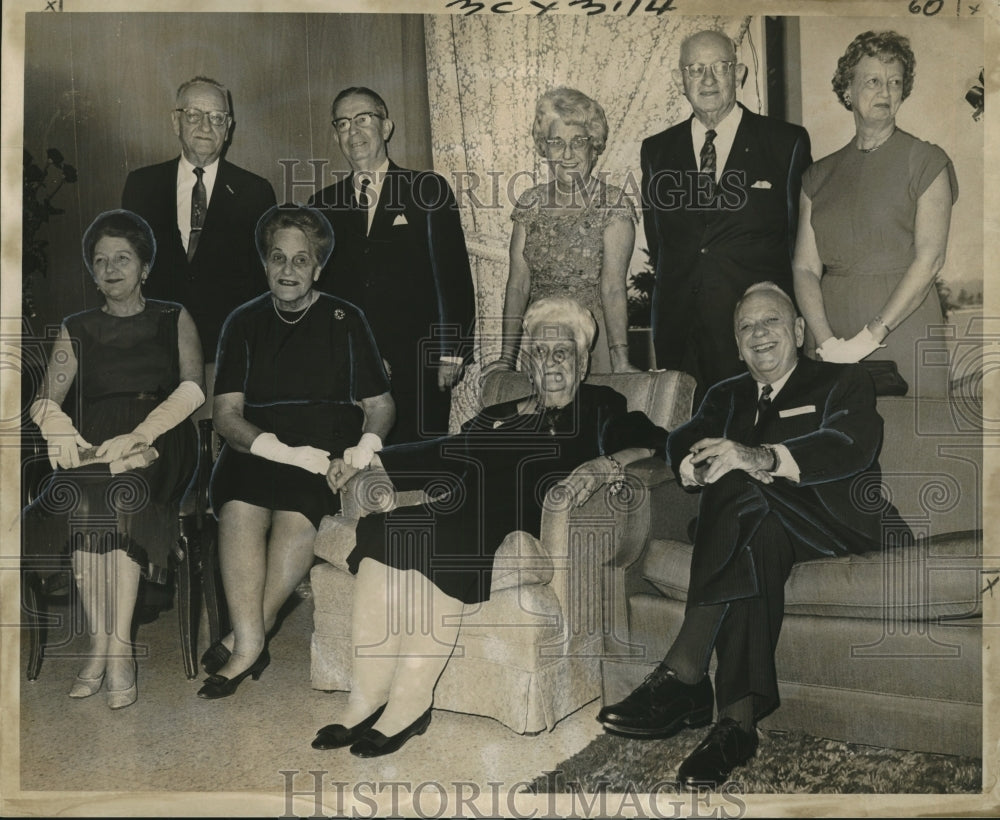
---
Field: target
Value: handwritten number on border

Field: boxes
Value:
[908,0,943,14]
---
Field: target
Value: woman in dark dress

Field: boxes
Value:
[313,296,667,756]
[23,210,205,708]
[198,204,394,699]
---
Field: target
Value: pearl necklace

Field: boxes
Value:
[857,127,895,154]
[272,292,316,325]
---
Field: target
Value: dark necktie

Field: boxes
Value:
[700,128,717,189]
[188,166,206,262]
[355,174,372,209]
[354,174,373,235]
[755,383,773,427]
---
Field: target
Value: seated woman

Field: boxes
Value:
[199,204,394,699]
[493,87,640,375]
[23,209,204,708]
[314,296,666,756]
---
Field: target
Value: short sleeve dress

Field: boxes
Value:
[22,300,198,583]
[512,181,638,373]
[210,292,390,528]
[346,383,667,604]
[802,129,958,397]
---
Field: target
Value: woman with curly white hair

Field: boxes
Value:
[493,87,640,375]
[314,296,666,757]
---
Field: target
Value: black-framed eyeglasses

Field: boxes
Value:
[543,135,592,154]
[682,60,736,80]
[175,107,230,127]
[332,111,384,132]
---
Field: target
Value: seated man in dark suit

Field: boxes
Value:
[598,282,907,788]
[122,75,277,394]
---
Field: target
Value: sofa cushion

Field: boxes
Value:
[642,530,987,620]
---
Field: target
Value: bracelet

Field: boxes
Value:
[762,445,780,473]
[604,454,626,496]
[871,314,892,333]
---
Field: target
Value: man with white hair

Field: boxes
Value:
[598,282,905,788]
[642,30,812,403]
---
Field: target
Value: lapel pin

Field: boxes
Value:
[226,184,235,194]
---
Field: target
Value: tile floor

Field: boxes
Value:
[15,588,603,813]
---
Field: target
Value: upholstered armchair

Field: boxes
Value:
[309,369,696,734]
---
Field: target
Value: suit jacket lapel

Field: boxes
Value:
[368,162,404,239]
[203,159,234,230]
[722,104,754,175]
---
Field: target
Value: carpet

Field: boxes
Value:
[529,726,982,794]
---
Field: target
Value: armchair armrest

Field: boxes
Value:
[538,462,672,654]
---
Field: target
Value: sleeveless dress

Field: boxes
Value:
[802,129,958,398]
[512,181,638,373]
[22,301,198,583]
[347,384,666,604]
[209,292,390,529]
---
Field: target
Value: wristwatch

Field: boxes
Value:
[762,445,780,473]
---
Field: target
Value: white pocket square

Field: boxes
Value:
[779,405,816,418]
[751,180,773,189]
[392,214,408,226]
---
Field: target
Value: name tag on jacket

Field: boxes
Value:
[779,405,816,418]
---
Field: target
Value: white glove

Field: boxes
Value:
[29,398,92,469]
[132,381,205,443]
[96,432,150,462]
[96,381,205,462]
[834,327,885,363]
[250,432,331,475]
[815,337,847,362]
[342,432,383,470]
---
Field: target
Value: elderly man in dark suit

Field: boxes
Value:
[598,282,906,789]
[122,76,277,374]
[642,30,812,402]
[309,87,475,445]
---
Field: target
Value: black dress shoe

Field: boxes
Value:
[201,641,232,675]
[196,648,270,699]
[597,664,713,739]
[349,709,432,758]
[312,704,387,750]
[677,718,759,790]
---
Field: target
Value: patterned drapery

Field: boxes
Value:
[425,14,751,425]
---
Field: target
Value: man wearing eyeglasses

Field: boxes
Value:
[641,30,812,405]
[309,87,475,445]
[122,76,277,373]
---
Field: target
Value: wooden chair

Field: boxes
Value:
[21,417,222,681]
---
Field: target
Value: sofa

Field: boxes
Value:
[605,391,987,757]
[309,369,697,734]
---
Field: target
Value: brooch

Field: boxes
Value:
[333,308,345,320]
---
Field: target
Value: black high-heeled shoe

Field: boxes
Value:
[196,648,270,700]
[312,704,387,750]
[349,708,432,758]
[200,640,232,675]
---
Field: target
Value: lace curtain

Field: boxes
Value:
[425,13,751,425]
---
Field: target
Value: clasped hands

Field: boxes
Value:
[685,438,774,486]
[816,327,884,363]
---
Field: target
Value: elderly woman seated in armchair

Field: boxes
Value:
[314,296,668,757]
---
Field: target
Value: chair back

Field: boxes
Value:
[479,370,696,432]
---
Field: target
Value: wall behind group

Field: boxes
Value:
[23,12,432,335]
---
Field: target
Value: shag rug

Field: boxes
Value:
[529,726,982,794]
